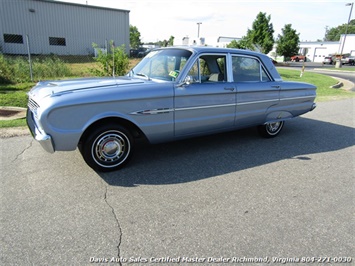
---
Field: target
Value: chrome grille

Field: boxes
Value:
[28,98,39,112]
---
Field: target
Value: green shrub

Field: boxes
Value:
[0,54,14,84]
[32,57,71,80]
[0,55,72,84]
[12,57,31,83]
[92,42,130,77]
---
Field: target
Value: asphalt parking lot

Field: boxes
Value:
[1,99,354,265]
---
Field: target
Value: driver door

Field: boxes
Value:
[174,54,236,137]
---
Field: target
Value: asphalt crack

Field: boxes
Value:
[12,139,33,162]
[102,182,123,266]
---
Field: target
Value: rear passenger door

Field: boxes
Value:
[231,55,281,126]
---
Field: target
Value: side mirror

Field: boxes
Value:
[177,75,193,87]
[185,75,193,85]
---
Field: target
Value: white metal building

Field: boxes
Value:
[216,37,242,48]
[269,34,355,62]
[0,0,130,55]
[299,34,355,63]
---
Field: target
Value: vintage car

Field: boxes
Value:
[341,55,355,65]
[290,55,306,62]
[27,47,317,171]
[323,56,335,65]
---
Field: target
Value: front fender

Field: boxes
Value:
[45,104,139,151]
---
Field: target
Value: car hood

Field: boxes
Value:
[28,77,145,99]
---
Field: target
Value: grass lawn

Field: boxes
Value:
[325,66,355,72]
[1,67,354,128]
[277,68,355,102]
[0,118,26,128]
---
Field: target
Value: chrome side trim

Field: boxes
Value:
[130,108,173,115]
[176,103,236,111]
[280,95,315,101]
[131,103,237,115]
[130,96,314,116]
[236,99,279,106]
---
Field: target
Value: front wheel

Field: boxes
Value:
[258,121,284,138]
[80,124,133,172]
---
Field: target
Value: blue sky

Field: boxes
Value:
[58,0,354,45]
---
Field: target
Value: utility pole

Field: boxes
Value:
[337,2,354,68]
[197,22,202,39]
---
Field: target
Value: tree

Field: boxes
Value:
[155,36,175,47]
[226,37,252,50]
[130,25,142,49]
[276,24,300,60]
[168,36,175,46]
[246,12,274,54]
[227,39,242,49]
[324,19,355,41]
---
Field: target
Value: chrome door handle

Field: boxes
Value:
[224,87,235,91]
[271,85,281,89]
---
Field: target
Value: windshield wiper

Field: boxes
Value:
[136,73,150,80]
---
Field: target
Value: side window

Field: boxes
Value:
[232,56,271,82]
[187,55,227,83]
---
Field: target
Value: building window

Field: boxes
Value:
[4,34,23,44]
[49,37,66,46]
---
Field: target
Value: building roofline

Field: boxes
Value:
[33,0,130,13]
[301,34,355,44]
[300,41,339,45]
[217,36,241,42]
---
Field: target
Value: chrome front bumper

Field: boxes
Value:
[310,103,317,111]
[26,109,55,153]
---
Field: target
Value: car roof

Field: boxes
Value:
[154,46,282,82]
[158,45,266,57]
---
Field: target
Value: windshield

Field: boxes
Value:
[129,49,192,81]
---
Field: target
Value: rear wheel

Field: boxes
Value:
[80,124,133,172]
[258,121,284,138]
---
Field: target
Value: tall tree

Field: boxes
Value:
[276,24,300,59]
[324,19,355,41]
[167,36,175,46]
[246,12,274,54]
[155,36,175,47]
[130,25,142,49]
[226,37,252,50]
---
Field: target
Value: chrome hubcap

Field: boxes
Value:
[92,131,130,167]
[267,122,281,133]
[101,138,121,158]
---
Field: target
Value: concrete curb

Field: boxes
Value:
[313,68,355,74]
[0,106,27,121]
[328,76,355,91]
[330,82,343,89]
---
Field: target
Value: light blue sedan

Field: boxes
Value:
[27,47,316,171]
